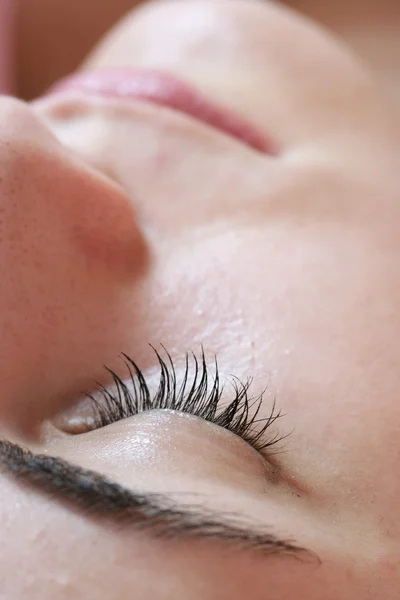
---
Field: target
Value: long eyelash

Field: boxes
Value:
[86,346,288,454]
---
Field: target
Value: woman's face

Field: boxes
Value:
[1,0,400,597]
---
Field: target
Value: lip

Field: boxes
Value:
[45,68,276,155]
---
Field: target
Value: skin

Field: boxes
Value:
[1,0,400,596]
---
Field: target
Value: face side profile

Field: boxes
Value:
[0,0,400,597]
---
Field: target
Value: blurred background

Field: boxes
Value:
[2,0,140,99]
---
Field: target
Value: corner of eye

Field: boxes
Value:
[51,397,98,435]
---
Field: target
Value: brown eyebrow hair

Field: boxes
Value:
[0,439,319,563]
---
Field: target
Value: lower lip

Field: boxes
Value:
[45,68,276,155]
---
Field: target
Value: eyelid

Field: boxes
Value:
[81,346,288,458]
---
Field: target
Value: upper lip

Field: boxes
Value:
[43,68,277,155]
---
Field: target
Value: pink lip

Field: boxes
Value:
[46,68,276,154]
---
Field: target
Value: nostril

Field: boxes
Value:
[58,155,149,279]
[0,96,63,146]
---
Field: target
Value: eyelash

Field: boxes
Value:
[87,347,287,456]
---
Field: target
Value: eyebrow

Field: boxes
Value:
[0,439,318,563]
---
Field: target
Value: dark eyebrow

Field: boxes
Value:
[0,439,318,563]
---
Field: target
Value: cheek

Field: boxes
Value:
[127,233,258,374]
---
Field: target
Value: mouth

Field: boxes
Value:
[44,68,277,155]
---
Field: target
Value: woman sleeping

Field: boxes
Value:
[0,1,399,598]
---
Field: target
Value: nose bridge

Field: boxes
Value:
[0,97,148,436]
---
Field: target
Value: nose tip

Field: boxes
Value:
[0,97,148,437]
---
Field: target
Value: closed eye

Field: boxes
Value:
[85,345,289,458]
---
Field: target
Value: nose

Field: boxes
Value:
[0,97,147,436]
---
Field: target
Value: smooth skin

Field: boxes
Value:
[1,0,400,597]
